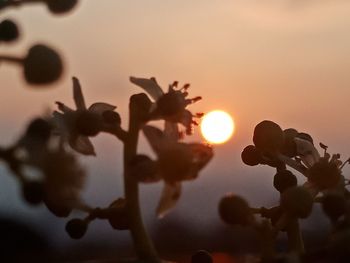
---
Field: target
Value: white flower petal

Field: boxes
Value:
[88,102,116,115]
[130,76,164,100]
[188,143,214,170]
[69,135,96,156]
[72,77,87,110]
[143,125,167,154]
[156,182,181,219]
[295,137,320,168]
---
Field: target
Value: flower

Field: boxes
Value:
[40,147,86,217]
[142,123,213,218]
[53,77,117,155]
[130,76,203,135]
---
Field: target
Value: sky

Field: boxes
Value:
[1,0,350,252]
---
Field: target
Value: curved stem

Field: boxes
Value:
[123,100,159,262]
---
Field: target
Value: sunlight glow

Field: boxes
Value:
[200,110,234,144]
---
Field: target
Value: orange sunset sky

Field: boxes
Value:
[1,0,350,248]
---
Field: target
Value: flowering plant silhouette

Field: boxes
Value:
[219,120,350,263]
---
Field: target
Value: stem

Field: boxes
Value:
[277,153,307,176]
[286,217,304,254]
[123,99,159,262]
[254,220,275,262]
[0,0,41,11]
[0,55,23,64]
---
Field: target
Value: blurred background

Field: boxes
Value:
[1,0,350,262]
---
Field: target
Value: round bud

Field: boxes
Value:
[0,19,19,42]
[281,128,298,157]
[102,110,121,125]
[107,198,129,230]
[26,118,51,142]
[322,192,347,221]
[273,170,297,193]
[44,200,71,218]
[75,111,101,137]
[22,181,44,205]
[156,92,186,116]
[23,44,63,85]
[241,145,262,166]
[308,159,341,190]
[129,155,158,183]
[253,120,284,153]
[218,193,252,226]
[46,0,78,14]
[65,218,87,239]
[296,132,313,145]
[191,250,213,263]
[281,186,313,218]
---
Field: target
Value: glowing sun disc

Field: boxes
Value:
[200,110,235,144]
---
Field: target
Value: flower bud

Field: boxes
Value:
[46,0,78,15]
[23,44,63,85]
[273,170,297,193]
[65,218,88,239]
[308,159,341,190]
[22,181,44,205]
[253,120,284,153]
[322,192,347,222]
[296,132,313,145]
[156,92,186,116]
[0,19,19,42]
[281,186,313,218]
[107,198,129,230]
[44,200,71,217]
[102,110,121,126]
[281,128,298,157]
[75,111,101,136]
[241,145,262,166]
[218,193,252,225]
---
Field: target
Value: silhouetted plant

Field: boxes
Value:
[219,120,350,262]
[0,76,213,262]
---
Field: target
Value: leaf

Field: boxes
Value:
[156,182,181,219]
[55,101,73,113]
[88,102,116,114]
[143,125,166,154]
[72,77,87,110]
[69,135,96,156]
[130,76,164,101]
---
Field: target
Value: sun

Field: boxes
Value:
[200,110,235,144]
